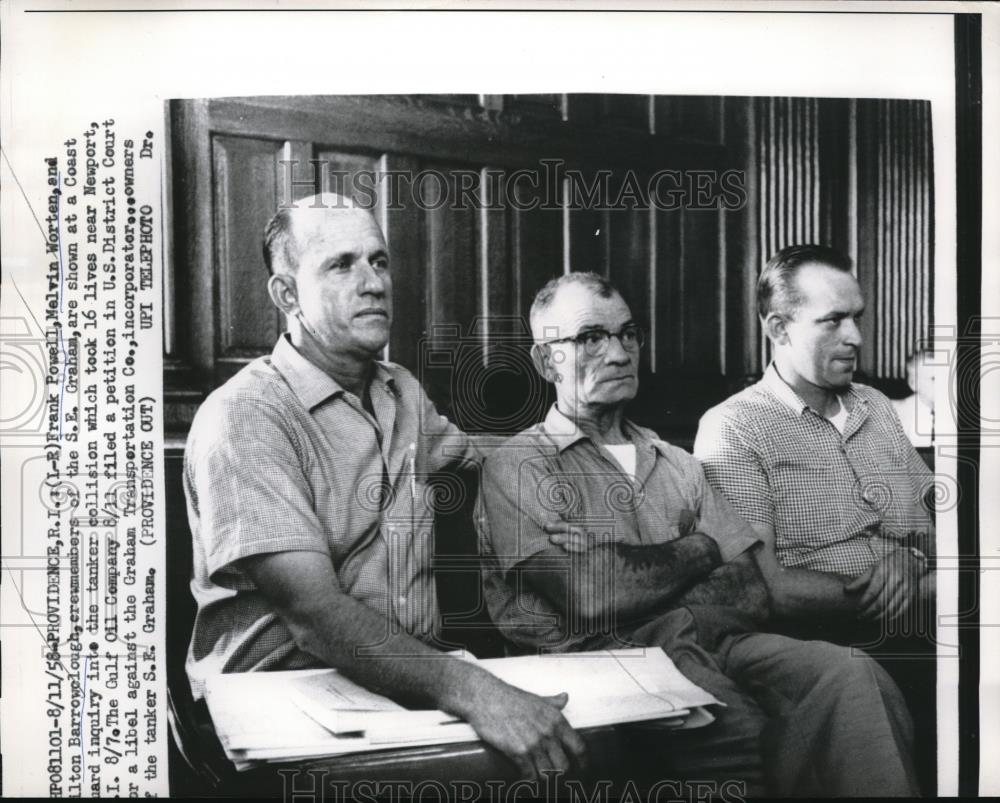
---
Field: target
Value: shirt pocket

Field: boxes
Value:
[534,471,587,520]
[769,454,845,545]
[642,503,693,546]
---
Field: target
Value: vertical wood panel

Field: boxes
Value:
[426,182,479,335]
[856,100,878,370]
[682,208,720,374]
[753,97,824,371]
[818,99,852,256]
[920,102,932,340]
[510,179,563,322]
[381,154,424,371]
[855,99,932,379]
[903,103,912,372]
[212,135,283,357]
[479,168,512,359]
[723,97,758,379]
[654,97,724,144]
[481,170,547,436]
[885,99,894,374]
[878,99,889,374]
[653,209,684,371]
[280,141,318,205]
[718,207,727,375]
[167,99,213,374]
[424,162,479,413]
[313,149,379,204]
[567,170,608,277]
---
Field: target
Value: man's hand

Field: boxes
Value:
[544,520,626,553]
[844,550,926,622]
[242,551,586,782]
[458,672,587,781]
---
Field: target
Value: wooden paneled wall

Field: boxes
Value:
[747,97,933,378]
[756,97,824,266]
[857,99,934,379]
[165,94,933,442]
[165,94,741,441]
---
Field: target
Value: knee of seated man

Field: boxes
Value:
[800,640,904,699]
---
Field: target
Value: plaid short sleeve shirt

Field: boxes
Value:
[184,335,473,698]
[694,364,934,577]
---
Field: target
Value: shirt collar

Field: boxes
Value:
[271,334,397,412]
[761,362,864,417]
[540,404,651,453]
[761,363,810,414]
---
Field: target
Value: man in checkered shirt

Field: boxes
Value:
[184,194,586,780]
[694,244,935,627]
[693,244,938,793]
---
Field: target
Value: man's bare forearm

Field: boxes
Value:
[255,559,588,780]
[743,522,860,620]
[529,532,723,622]
[673,554,770,623]
[770,567,859,619]
[247,559,488,714]
[610,534,723,600]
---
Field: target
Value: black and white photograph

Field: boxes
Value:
[0,4,996,800]
[163,93,940,798]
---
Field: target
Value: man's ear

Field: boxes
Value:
[763,313,790,346]
[530,343,558,384]
[267,273,299,317]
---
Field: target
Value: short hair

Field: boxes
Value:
[261,193,361,277]
[529,272,619,340]
[757,244,853,320]
[262,207,298,277]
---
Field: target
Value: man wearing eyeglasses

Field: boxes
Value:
[476,272,918,796]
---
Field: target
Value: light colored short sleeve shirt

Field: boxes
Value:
[184,335,473,698]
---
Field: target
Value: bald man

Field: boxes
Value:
[184,195,586,779]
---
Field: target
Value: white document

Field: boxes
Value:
[204,647,721,766]
[478,648,719,715]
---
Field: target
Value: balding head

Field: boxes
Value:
[263,193,392,366]
[262,193,370,277]
[529,272,619,342]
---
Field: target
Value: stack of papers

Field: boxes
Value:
[203,648,720,769]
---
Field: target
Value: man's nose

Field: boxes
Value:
[356,260,386,295]
[604,334,631,363]
[843,317,862,346]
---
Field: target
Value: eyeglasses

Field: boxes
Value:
[542,324,645,357]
